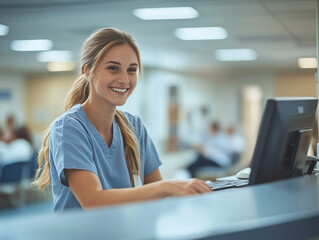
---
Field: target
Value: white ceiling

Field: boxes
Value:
[0,0,316,76]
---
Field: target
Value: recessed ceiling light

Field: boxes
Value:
[215,49,257,61]
[11,39,52,51]
[47,61,76,72]
[298,58,317,69]
[0,24,9,36]
[133,7,198,20]
[37,50,73,62]
[174,27,228,40]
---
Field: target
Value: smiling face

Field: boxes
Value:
[87,43,139,108]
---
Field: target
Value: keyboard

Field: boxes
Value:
[208,179,249,191]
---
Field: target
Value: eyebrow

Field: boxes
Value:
[105,61,138,67]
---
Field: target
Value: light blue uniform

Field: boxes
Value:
[49,104,162,213]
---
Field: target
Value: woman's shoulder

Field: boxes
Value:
[123,112,143,127]
[122,112,148,136]
[53,104,84,128]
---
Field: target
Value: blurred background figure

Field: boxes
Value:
[0,125,33,164]
[0,127,3,142]
[187,122,231,178]
[2,115,17,143]
[225,125,246,165]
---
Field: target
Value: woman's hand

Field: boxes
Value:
[162,178,213,197]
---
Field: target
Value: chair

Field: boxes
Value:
[23,152,39,204]
[0,161,29,208]
[27,151,38,180]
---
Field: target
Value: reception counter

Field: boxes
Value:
[0,175,319,240]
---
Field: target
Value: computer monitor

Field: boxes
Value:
[249,97,318,185]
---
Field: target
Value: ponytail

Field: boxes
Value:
[115,111,141,187]
[64,75,90,112]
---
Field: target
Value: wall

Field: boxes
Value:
[275,71,317,97]
[26,74,75,147]
[0,72,26,127]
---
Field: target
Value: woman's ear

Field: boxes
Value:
[84,65,91,80]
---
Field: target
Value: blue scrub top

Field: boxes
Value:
[49,104,162,213]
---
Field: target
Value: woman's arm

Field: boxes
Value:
[144,168,162,184]
[65,169,212,210]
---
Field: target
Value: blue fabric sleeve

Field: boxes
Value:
[50,116,97,186]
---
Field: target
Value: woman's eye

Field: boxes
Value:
[128,68,137,73]
[108,66,118,71]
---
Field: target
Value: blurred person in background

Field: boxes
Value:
[0,125,33,164]
[224,125,246,165]
[0,127,3,141]
[187,122,232,178]
[33,27,212,214]
[2,115,17,143]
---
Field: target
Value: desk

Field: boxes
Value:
[0,175,319,240]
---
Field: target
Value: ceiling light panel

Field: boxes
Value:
[0,24,9,36]
[175,27,228,40]
[47,61,76,72]
[11,39,52,51]
[298,58,317,69]
[133,7,198,20]
[37,50,73,62]
[215,49,257,61]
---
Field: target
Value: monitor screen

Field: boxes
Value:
[249,97,318,185]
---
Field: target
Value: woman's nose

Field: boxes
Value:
[118,70,129,83]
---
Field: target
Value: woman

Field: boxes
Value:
[33,28,212,213]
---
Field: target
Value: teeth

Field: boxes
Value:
[111,88,127,93]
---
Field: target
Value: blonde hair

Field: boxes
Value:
[33,28,143,190]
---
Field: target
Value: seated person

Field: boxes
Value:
[0,127,3,141]
[187,122,231,178]
[2,115,17,143]
[0,125,33,164]
[187,122,246,178]
[225,125,246,165]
